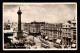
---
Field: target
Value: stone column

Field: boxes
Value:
[17,7,22,38]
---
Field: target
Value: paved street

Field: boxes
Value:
[5,32,75,49]
[24,35,58,49]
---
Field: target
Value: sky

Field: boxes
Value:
[3,3,77,23]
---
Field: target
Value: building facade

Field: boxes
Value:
[62,17,77,47]
[23,21,45,36]
[40,23,62,42]
[70,18,76,43]
[62,22,71,47]
[23,21,62,42]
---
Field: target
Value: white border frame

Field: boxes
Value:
[3,2,77,51]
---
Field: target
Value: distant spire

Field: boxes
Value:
[19,6,20,10]
[8,20,10,24]
[8,20,10,22]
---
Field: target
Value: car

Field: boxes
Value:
[41,43,50,48]
[29,41,36,46]
[54,43,62,48]
[64,45,68,48]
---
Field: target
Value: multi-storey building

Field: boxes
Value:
[62,22,71,47]
[70,18,76,43]
[4,20,14,46]
[40,23,62,42]
[23,21,45,36]
[62,17,77,47]
[4,20,12,30]
[23,23,30,33]
[23,21,62,42]
[30,21,40,34]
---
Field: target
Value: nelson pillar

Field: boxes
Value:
[17,7,23,38]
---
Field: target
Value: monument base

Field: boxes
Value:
[17,31,23,39]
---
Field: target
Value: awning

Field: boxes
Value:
[72,44,76,47]
[56,39,61,44]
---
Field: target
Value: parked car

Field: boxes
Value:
[26,39,36,46]
[54,43,62,48]
[29,40,36,46]
[64,45,68,48]
[41,43,50,48]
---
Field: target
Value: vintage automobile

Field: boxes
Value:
[29,40,36,46]
[41,43,50,48]
[25,38,36,46]
[54,43,62,48]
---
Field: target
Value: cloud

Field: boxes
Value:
[3,3,77,23]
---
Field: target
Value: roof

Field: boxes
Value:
[71,20,76,23]
[63,22,70,25]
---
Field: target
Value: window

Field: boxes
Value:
[54,35,57,38]
[6,25,10,30]
[60,32,61,35]
[33,29,35,32]
[73,24,76,26]
[73,35,76,40]
[63,25,65,27]
[66,29,67,31]
[54,31,57,34]
[66,33,67,36]
[69,25,70,27]
[73,30,76,31]
[73,32,76,34]
[66,25,67,27]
